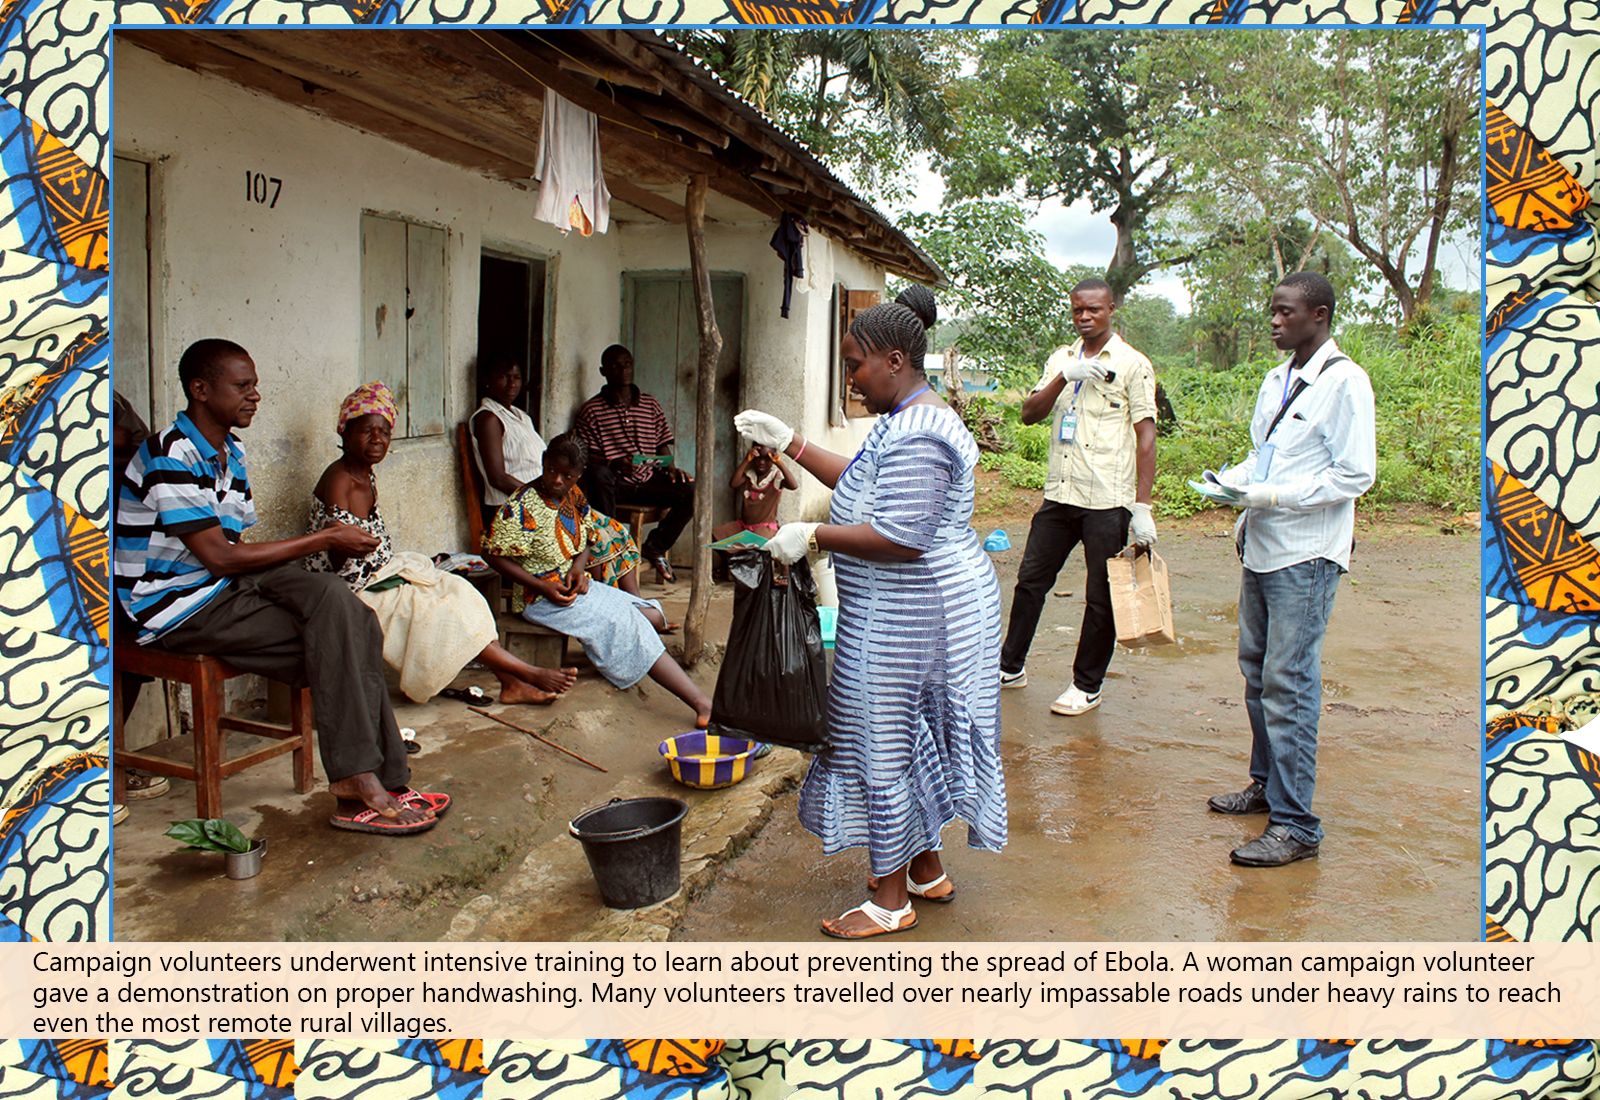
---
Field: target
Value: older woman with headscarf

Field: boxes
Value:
[306,381,577,706]
[734,297,1006,940]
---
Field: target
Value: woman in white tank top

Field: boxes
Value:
[471,356,655,606]
[471,356,546,509]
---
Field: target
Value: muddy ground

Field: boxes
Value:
[114,471,1479,943]
[674,477,1480,942]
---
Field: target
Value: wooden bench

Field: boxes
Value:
[457,421,569,666]
[113,645,314,819]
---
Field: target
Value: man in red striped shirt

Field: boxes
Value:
[575,344,695,582]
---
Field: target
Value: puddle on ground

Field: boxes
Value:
[1130,637,1227,658]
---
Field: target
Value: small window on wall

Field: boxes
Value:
[360,212,447,437]
[834,286,880,421]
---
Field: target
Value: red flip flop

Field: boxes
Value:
[329,806,437,835]
[391,787,451,816]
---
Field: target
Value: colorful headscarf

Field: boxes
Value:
[337,380,397,433]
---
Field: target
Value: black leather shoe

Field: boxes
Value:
[648,554,675,583]
[1230,824,1319,867]
[1208,780,1268,815]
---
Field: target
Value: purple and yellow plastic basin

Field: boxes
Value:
[657,732,760,790]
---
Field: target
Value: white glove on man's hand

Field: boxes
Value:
[1128,502,1158,546]
[734,409,794,452]
[1209,463,1250,490]
[1060,357,1108,383]
[1234,484,1281,509]
[763,522,818,565]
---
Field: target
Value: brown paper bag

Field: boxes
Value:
[1107,545,1175,647]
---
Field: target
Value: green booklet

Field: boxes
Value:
[708,530,770,550]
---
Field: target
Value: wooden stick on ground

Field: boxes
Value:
[468,706,608,772]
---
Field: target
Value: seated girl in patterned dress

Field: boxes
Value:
[470,354,651,600]
[306,381,576,706]
[483,433,712,727]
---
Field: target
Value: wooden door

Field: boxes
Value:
[838,287,880,419]
[626,274,744,528]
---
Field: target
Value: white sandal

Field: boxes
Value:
[907,872,956,904]
[821,899,917,939]
[865,871,957,904]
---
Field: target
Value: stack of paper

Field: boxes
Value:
[1189,470,1244,505]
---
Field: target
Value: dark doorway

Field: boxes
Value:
[477,252,546,423]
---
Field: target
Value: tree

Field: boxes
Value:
[1170,214,1361,367]
[669,30,956,208]
[1143,30,1479,324]
[939,31,1204,301]
[895,199,1075,388]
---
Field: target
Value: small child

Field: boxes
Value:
[713,443,798,577]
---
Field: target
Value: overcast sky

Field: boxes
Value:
[891,158,1479,317]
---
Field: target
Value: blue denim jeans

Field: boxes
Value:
[1238,557,1343,846]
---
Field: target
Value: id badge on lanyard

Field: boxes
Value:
[1254,443,1276,482]
[1059,380,1084,444]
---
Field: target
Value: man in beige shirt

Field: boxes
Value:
[1000,278,1158,716]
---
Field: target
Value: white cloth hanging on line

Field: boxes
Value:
[533,88,611,237]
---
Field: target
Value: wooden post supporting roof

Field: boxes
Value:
[682,174,721,667]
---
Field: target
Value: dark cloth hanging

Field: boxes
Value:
[769,213,807,318]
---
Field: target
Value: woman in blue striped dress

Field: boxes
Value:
[735,296,1006,939]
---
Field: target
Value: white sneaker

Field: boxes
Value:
[1000,668,1027,689]
[1050,685,1101,715]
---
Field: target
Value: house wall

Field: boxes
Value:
[617,224,883,523]
[114,43,624,553]
[116,42,892,544]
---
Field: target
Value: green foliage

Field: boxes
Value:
[1152,314,1479,517]
[1142,30,1480,323]
[166,818,254,854]
[899,200,1075,387]
[669,30,957,210]
[940,30,1191,297]
[1009,420,1051,463]
[996,451,1047,490]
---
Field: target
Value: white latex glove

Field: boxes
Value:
[1234,483,1281,509]
[734,409,794,452]
[1208,463,1250,490]
[763,522,818,565]
[1061,357,1107,383]
[1128,502,1158,546]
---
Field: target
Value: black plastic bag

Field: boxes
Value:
[707,548,831,755]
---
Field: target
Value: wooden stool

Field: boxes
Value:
[113,644,315,819]
[612,502,669,545]
[613,503,671,581]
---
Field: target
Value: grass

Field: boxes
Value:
[975,315,1480,519]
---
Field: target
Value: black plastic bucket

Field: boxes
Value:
[568,797,688,909]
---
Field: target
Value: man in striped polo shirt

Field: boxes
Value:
[999,278,1159,718]
[114,339,441,835]
[1207,272,1375,868]
[574,344,695,582]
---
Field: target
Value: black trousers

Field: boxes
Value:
[584,464,695,559]
[149,564,410,790]
[1000,500,1129,693]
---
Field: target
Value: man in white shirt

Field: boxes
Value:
[1208,272,1376,868]
[999,278,1158,716]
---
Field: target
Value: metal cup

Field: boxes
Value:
[224,838,266,880]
